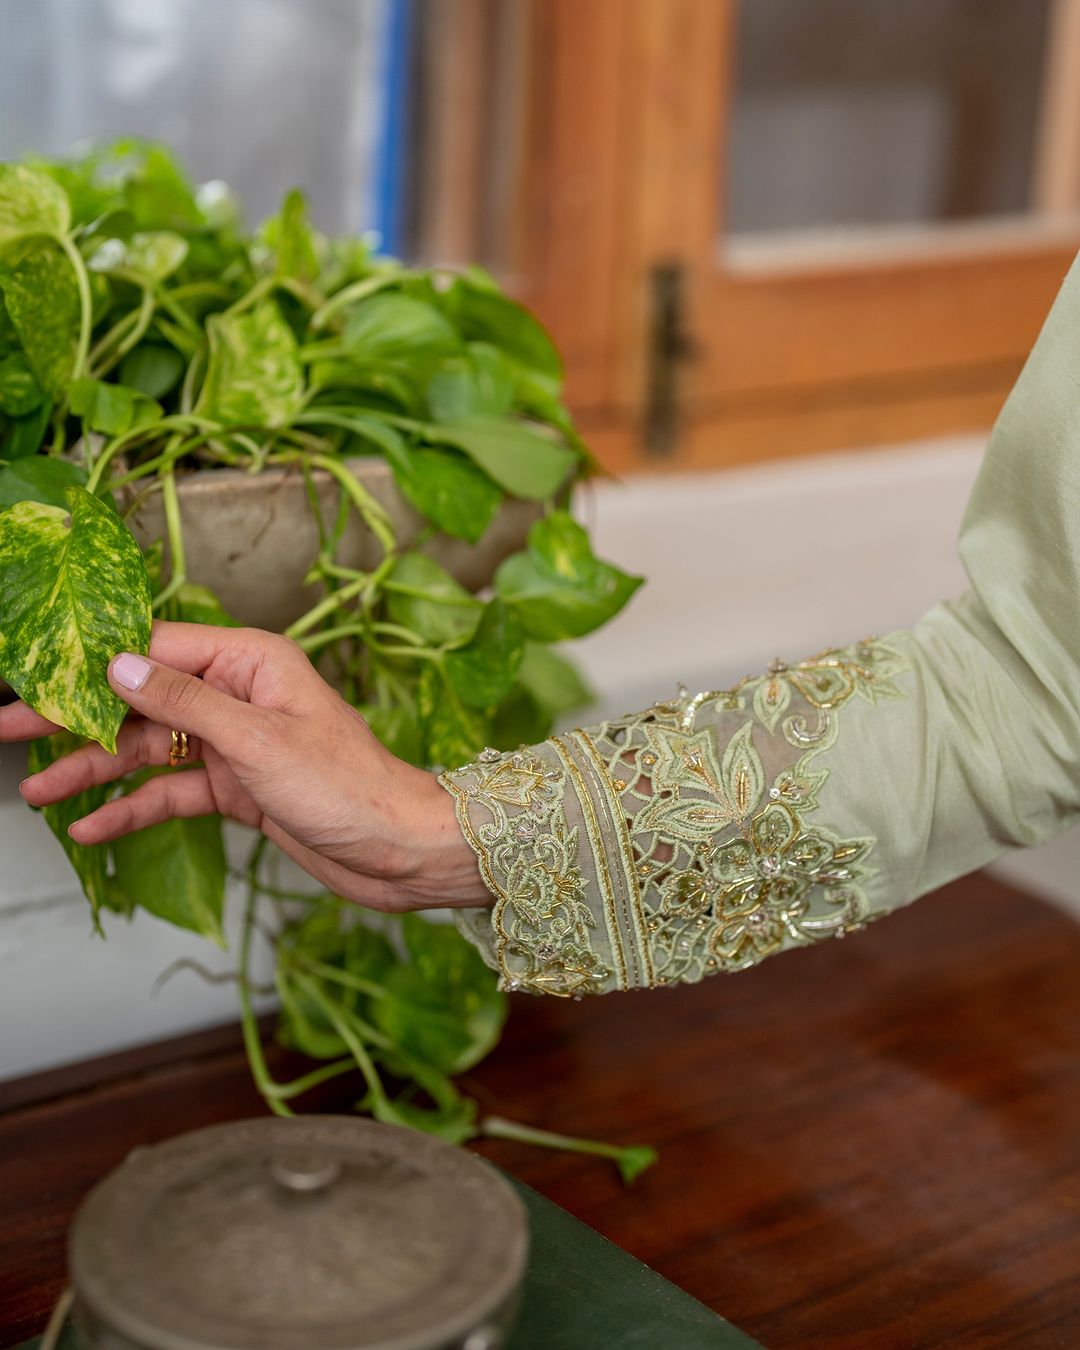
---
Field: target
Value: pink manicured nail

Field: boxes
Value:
[111,652,152,691]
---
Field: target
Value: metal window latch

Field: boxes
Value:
[643,261,699,457]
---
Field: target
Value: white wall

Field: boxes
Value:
[3,433,1076,1086]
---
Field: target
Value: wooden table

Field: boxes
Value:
[2,871,1079,1350]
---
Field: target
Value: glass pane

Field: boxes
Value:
[726,0,1054,237]
[0,0,514,263]
[0,0,402,237]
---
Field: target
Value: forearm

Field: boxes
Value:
[439,606,1080,996]
[438,252,1080,995]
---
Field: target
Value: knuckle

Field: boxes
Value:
[77,751,102,791]
[113,796,140,836]
[130,721,155,767]
[267,631,305,664]
[154,671,201,720]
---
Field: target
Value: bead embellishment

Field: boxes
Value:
[442,638,907,996]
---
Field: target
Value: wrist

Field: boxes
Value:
[380,760,492,909]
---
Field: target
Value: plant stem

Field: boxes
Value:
[285,575,369,640]
[239,839,292,1117]
[57,233,93,382]
[224,273,276,316]
[157,288,206,336]
[282,951,389,1003]
[271,1057,357,1101]
[309,270,402,330]
[91,283,155,377]
[370,621,426,645]
[152,463,187,611]
[480,1115,658,1180]
[293,971,388,1108]
[180,341,207,414]
[381,579,479,608]
[309,453,396,556]
[84,414,219,493]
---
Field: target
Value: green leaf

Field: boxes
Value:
[307,359,419,414]
[426,362,478,423]
[119,342,185,400]
[268,188,319,283]
[445,281,562,388]
[0,486,152,751]
[278,903,398,1059]
[368,1086,478,1145]
[617,1145,659,1184]
[373,913,507,1074]
[418,664,489,768]
[0,455,87,509]
[175,581,241,627]
[0,292,18,353]
[363,701,424,765]
[196,300,304,427]
[0,163,71,245]
[68,378,162,436]
[419,416,576,501]
[426,344,515,422]
[27,731,127,928]
[495,512,643,640]
[123,144,204,232]
[0,400,53,460]
[384,552,482,645]
[124,230,189,281]
[491,685,552,749]
[391,445,502,544]
[516,640,592,714]
[444,602,524,708]
[0,351,45,416]
[0,235,80,393]
[111,809,227,942]
[88,230,189,281]
[277,973,351,1061]
[343,293,459,364]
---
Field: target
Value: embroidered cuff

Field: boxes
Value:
[440,639,907,997]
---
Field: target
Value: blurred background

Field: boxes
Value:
[2,0,1079,1081]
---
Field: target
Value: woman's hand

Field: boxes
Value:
[1,621,490,912]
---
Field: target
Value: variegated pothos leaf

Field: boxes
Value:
[0,163,71,245]
[0,486,151,752]
[195,300,304,427]
[27,731,130,930]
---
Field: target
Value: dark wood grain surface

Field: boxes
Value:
[2,871,1079,1349]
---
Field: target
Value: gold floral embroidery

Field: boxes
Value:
[440,748,613,997]
[444,638,908,995]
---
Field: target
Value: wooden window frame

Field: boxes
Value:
[499,0,1080,472]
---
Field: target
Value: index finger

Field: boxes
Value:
[0,693,62,742]
[147,619,260,675]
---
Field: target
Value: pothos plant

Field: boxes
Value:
[0,142,654,1179]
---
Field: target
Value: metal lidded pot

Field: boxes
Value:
[67,1116,529,1350]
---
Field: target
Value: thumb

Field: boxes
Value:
[108,651,251,752]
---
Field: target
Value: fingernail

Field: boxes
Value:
[111,652,152,691]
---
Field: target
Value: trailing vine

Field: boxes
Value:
[0,142,653,1176]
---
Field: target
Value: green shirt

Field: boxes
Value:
[440,254,1080,997]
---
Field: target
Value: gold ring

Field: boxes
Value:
[169,729,189,767]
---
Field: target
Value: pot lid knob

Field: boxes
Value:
[269,1153,342,1194]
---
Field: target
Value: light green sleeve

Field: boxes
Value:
[439,253,1080,997]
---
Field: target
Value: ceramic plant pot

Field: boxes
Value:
[122,457,542,632]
